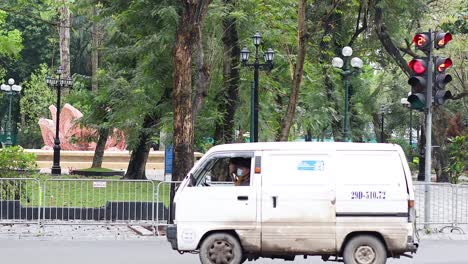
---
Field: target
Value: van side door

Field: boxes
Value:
[175,152,261,252]
[260,150,336,255]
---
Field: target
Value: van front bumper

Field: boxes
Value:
[407,242,418,253]
[406,233,419,253]
[166,225,178,250]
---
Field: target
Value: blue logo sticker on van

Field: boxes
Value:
[297,160,324,171]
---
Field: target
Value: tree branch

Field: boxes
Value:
[451,91,468,100]
[398,46,418,58]
[374,0,411,76]
[348,0,368,47]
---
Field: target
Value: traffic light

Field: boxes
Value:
[413,33,431,53]
[407,58,429,110]
[434,32,452,49]
[433,57,453,105]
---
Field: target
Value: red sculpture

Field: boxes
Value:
[38,103,126,151]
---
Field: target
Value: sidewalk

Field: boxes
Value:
[0,223,164,241]
[1,223,468,241]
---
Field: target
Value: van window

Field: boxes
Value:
[191,156,252,187]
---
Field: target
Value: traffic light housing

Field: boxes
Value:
[433,57,453,105]
[434,32,452,49]
[407,58,429,110]
[413,33,431,53]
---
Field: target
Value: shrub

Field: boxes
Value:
[445,136,467,184]
[0,146,37,202]
[0,146,37,172]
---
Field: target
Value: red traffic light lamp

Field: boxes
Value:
[408,59,428,75]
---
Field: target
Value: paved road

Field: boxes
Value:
[0,239,467,264]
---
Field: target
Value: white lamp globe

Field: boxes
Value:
[342,46,353,57]
[332,57,344,68]
[351,57,363,69]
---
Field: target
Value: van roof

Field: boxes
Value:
[208,142,400,153]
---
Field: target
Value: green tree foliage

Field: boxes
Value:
[0,0,465,182]
[18,64,54,148]
[0,10,22,57]
[0,10,23,78]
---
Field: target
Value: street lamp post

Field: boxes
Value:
[1,78,22,147]
[379,105,386,143]
[401,97,414,158]
[46,67,72,175]
[240,32,274,142]
[332,47,363,142]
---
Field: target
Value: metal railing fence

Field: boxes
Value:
[413,182,468,232]
[155,181,181,235]
[455,184,468,226]
[0,178,41,225]
[1,178,467,234]
[42,179,156,225]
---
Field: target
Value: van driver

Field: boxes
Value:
[229,157,251,186]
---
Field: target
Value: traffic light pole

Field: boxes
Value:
[424,29,433,228]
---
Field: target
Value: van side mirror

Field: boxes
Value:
[205,175,212,186]
[189,173,196,186]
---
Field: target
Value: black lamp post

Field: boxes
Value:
[1,78,22,147]
[401,97,414,158]
[379,105,391,143]
[46,67,72,175]
[332,47,363,142]
[240,32,274,142]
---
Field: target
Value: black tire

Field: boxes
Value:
[199,233,243,264]
[343,235,387,264]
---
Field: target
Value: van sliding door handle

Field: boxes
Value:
[272,196,277,208]
[237,196,249,201]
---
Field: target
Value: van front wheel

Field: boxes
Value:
[199,233,243,264]
[343,235,387,264]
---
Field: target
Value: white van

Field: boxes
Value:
[167,142,418,264]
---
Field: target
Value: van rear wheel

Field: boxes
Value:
[199,233,243,264]
[343,235,387,264]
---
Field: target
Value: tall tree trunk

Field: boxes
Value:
[91,127,109,168]
[192,27,211,123]
[214,0,240,144]
[90,5,108,168]
[91,5,100,92]
[433,108,450,182]
[59,4,71,93]
[124,116,156,180]
[172,0,212,182]
[277,0,308,141]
